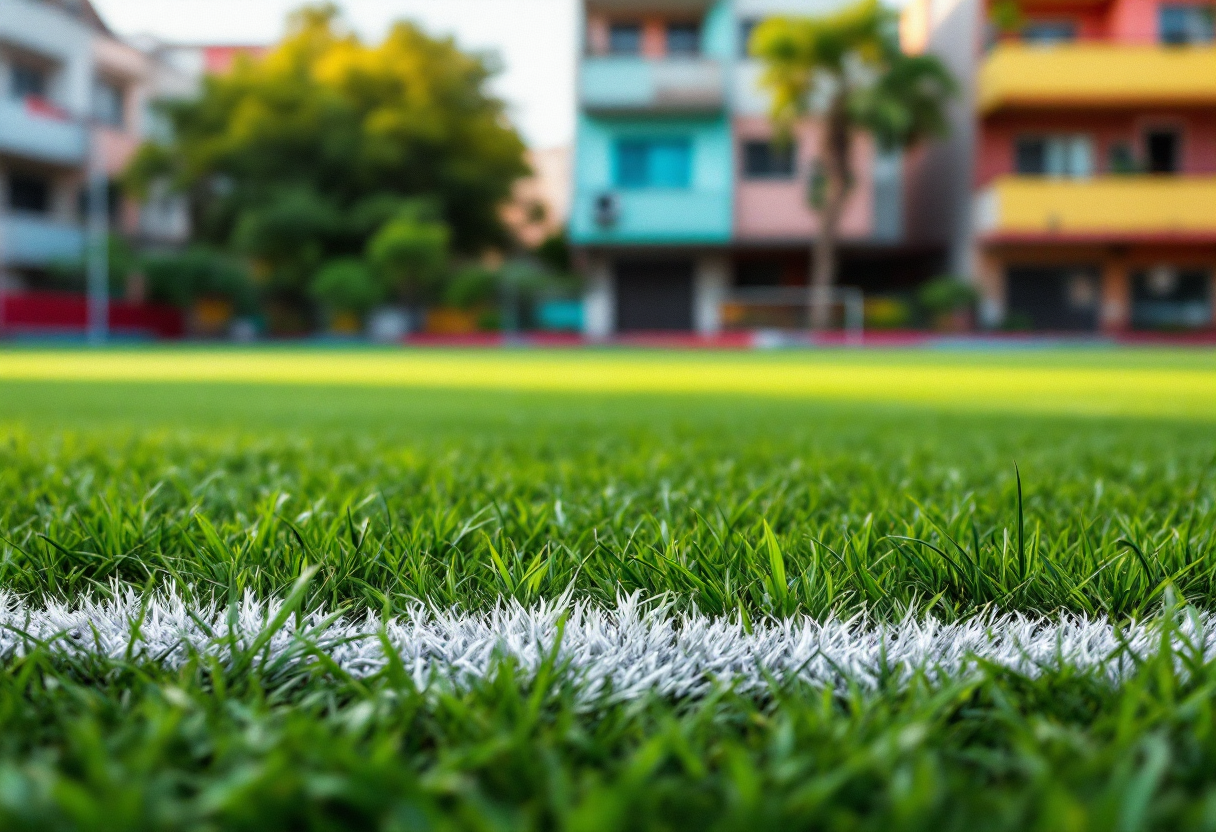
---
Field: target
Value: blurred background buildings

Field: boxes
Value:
[0,0,1213,340]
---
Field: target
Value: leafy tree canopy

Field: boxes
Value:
[129,3,528,305]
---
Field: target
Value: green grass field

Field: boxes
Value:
[1,346,1215,831]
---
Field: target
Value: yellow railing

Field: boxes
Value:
[977,176,1216,236]
[978,44,1216,113]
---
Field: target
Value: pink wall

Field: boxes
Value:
[733,117,875,241]
[976,110,1216,186]
[1105,0,1161,42]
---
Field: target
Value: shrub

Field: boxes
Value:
[918,276,977,315]
[142,247,256,313]
[445,267,499,310]
[309,259,383,316]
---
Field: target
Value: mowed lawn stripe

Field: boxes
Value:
[0,348,1213,418]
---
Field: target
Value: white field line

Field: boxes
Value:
[0,590,1203,698]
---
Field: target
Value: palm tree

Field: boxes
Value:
[752,0,955,330]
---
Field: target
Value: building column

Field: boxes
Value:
[1100,258,1130,332]
[974,247,1004,329]
[694,255,729,336]
[582,255,614,340]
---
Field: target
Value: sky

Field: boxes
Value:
[91,0,579,149]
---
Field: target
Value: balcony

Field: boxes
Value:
[1,214,85,266]
[978,44,1216,113]
[569,188,732,245]
[0,98,86,166]
[581,58,725,115]
[975,176,1216,241]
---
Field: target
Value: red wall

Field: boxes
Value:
[2,293,184,338]
[1002,0,1216,42]
[977,110,1216,185]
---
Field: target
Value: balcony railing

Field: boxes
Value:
[580,57,725,114]
[978,44,1216,113]
[0,97,86,165]
[975,176,1216,240]
[1,214,85,267]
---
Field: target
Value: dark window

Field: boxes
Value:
[11,63,47,99]
[1006,265,1100,331]
[667,22,700,55]
[1132,267,1212,329]
[1145,129,1181,173]
[1014,138,1047,174]
[9,173,51,213]
[739,18,760,57]
[743,140,796,179]
[615,260,695,332]
[1160,4,1215,44]
[608,23,642,55]
[1021,20,1077,43]
[614,138,692,188]
[94,78,124,127]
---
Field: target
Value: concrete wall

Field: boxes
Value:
[902,0,980,277]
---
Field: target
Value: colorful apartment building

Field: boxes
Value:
[570,0,938,337]
[909,0,1216,331]
[0,0,192,295]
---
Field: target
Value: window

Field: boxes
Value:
[667,22,701,56]
[739,18,760,57]
[614,139,692,188]
[10,63,48,99]
[1107,142,1137,174]
[8,173,51,213]
[1021,20,1077,43]
[743,140,797,179]
[1160,4,1215,44]
[93,78,125,128]
[608,23,642,55]
[1014,135,1093,177]
[1145,129,1181,173]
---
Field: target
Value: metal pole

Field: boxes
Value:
[86,127,109,346]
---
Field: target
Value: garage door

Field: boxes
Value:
[615,260,695,332]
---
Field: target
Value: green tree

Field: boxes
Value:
[127,3,527,323]
[752,0,955,329]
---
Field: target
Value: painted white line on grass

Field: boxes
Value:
[0,590,1202,697]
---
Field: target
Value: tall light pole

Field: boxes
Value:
[86,123,109,346]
